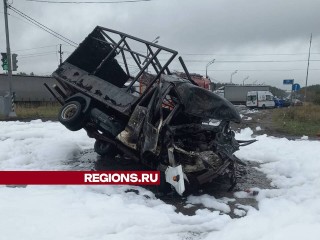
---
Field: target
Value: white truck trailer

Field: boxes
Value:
[214,85,270,105]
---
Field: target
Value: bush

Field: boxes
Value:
[312,92,320,105]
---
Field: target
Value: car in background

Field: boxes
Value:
[274,98,284,108]
[274,98,291,108]
[282,99,291,107]
[292,99,303,106]
[275,98,302,107]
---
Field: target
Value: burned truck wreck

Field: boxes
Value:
[46,26,255,195]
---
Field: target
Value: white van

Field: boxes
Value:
[246,91,275,108]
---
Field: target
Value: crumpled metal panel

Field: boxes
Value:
[174,82,242,123]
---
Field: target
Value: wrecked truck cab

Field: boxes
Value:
[47,26,255,196]
[160,74,242,123]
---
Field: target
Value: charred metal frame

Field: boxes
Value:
[91,27,178,100]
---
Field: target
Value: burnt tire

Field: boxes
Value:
[94,140,117,158]
[59,101,85,131]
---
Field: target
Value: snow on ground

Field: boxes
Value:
[1,121,320,240]
[187,195,234,213]
[0,120,94,170]
[236,105,259,115]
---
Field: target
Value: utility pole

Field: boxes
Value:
[304,33,312,102]
[58,44,63,65]
[3,0,16,117]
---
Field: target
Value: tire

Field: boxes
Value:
[262,104,266,109]
[94,140,117,157]
[59,101,85,131]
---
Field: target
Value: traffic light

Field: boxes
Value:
[12,53,18,71]
[1,52,8,71]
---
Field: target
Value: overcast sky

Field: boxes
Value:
[1,0,319,89]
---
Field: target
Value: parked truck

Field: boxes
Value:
[214,85,270,105]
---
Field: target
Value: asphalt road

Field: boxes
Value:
[8,106,275,217]
[62,107,277,218]
[67,145,272,218]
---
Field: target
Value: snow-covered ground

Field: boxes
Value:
[1,120,320,240]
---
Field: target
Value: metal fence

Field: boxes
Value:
[0,74,56,102]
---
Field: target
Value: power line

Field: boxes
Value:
[9,5,77,46]
[19,54,56,59]
[183,59,320,63]
[157,52,320,56]
[8,5,78,47]
[24,0,153,3]
[173,68,320,72]
[4,10,38,27]
[123,55,320,63]
[19,51,57,57]
[179,52,320,56]
[19,53,57,59]
[61,44,77,48]
[13,45,58,52]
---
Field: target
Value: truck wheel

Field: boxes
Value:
[59,101,85,131]
[94,140,117,158]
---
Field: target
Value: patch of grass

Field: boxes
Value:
[272,103,320,136]
[16,103,61,119]
[1,102,61,120]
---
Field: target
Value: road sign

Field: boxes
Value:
[283,79,294,85]
[292,83,301,92]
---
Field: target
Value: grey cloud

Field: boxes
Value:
[0,0,319,88]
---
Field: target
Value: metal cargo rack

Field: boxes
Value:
[48,26,194,116]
